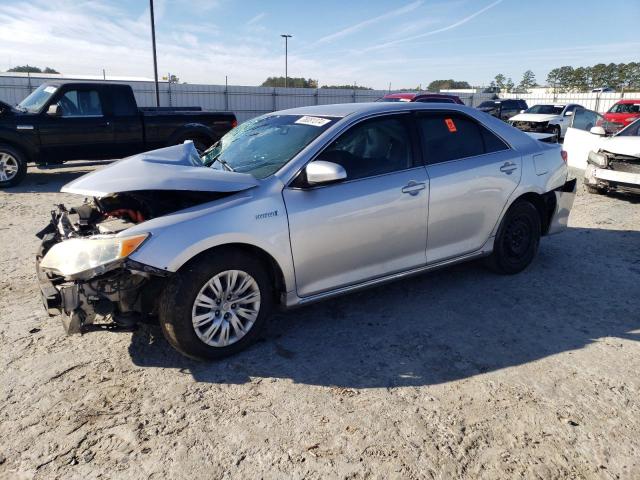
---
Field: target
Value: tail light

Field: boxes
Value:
[231,119,238,129]
[561,150,568,163]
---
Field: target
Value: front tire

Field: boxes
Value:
[159,250,273,360]
[0,144,27,188]
[552,125,562,143]
[487,200,541,275]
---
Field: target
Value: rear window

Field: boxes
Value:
[417,113,509,164]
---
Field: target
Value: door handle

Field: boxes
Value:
[401,181,426,196]
[499,162,517,175]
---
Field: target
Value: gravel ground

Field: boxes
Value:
[1,163,639,480]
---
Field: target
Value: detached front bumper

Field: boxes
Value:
[547,178,577,235]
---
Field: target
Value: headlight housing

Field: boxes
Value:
[40,233,149,278]
[587,150,608,167]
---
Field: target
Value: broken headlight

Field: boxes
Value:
[40,233,149,278]
[587,150,608,167]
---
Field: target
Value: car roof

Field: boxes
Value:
[615,99,640,104]
[273,102,476,119]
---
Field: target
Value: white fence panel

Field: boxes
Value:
[500,91,640,113]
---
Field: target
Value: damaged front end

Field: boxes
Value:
[585,150,640,193]
[35,189,228,334]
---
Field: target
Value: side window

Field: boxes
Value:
[320,116,413,180]
[111,88,137,116]
[418,113,507,164]
[59,89,103,117]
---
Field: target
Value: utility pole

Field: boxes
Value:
[149,0,160,107]
[281,34,292,88]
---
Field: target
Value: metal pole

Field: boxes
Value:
[281,34,292,88]
[149,0,160,107]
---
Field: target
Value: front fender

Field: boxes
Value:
[126,186,296,293]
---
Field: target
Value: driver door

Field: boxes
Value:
[283,114,429,297]
[38,86,115,162]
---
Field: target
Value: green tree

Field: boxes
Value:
[493,74,506,90]
[320,84,372,90]
[505,77,514,93]
[426,79,471,91]
[261,77,318,88]
[7,65,60,74]
[518,70,537,92]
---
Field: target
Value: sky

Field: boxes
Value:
[0,0,638,89]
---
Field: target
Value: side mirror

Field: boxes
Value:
[564,110,574,117]
[590,126,606,136]
[47,104,61,116]
[305,160,347,185]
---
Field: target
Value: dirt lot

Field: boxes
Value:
[1,163,639,480]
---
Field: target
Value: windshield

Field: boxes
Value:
[616,118,640,137]
[201,114,337,179]
[608,103,640,114]
[17,84,58,113]
[525,105,564,115]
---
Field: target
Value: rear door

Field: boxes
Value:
[38,85,115,161]
[283,114,429,297]
[417,111,522,263]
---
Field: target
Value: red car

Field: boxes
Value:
[603,99,640,132]
[380,92,464,105]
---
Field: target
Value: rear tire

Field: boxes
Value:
[0,144,27,188]
[486,200,541,275]
[159,249,273,360]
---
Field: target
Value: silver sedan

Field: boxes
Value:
[37,102,576,359]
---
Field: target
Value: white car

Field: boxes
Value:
[509,104,585,141]
[563,118,640,194]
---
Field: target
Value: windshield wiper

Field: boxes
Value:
[215,157,235,172]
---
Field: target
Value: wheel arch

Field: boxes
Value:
[500,190,556,236]
[176,242,288,305]
[166,124,216,147]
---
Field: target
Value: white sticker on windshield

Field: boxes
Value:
[295,116,331,127]
[44,86,57,93]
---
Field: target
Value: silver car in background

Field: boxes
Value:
[36,102,576,359]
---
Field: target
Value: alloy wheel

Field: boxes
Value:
[191,270,261,347]
[0,152,19,182]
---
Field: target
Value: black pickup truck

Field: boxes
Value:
[0,82,237,187]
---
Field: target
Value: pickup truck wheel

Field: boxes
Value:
[0,145,27,188]
[486,200,541,275]
[159,251,273,360]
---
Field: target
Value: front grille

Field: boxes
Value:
[610,158,640,174]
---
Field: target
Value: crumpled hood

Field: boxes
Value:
[509,113,559,123]
[61,143,259,197]
[600,136,640,158]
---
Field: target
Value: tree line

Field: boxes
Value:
[546,62,640,92]
[8,65,60,74]
[261,77,373,89]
